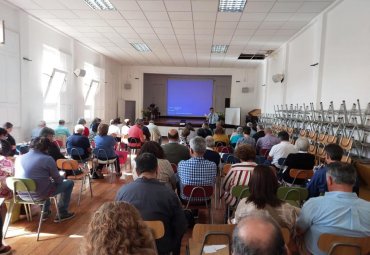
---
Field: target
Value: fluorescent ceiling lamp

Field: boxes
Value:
[219,0,247,12]
[83,0,115,10]
[0,20,4,44]
[211,45,229,53]
[130,43,151,52]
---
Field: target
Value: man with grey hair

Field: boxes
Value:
[204,136,220,167]
[31,120,46,139]
[232,212,287,255]
[39,127,65,161]
[162,129,190,165]
[66,124,91,160]
[296,162,370,255]
[255,127,280,155]
[177,136,217,201]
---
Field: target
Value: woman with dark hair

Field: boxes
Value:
[82,201,156,255]
[77,118,89,137]
[0,128,11,157]
[94,124,120,178]
[2,123,16,156]
[234,165,300,234]
[134,141,176,189]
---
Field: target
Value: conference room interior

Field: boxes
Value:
[1,0,370,254]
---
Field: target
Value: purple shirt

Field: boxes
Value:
[255,134,280,152]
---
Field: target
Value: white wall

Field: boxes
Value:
[262,0,370,113]
[120,65,261,123]
[0,1,122,142]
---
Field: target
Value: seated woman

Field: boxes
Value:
[222,144,257,208]
[66,125,91,160]
[3,122,16,156]
[94,124,120,178]
[133,141,176,190]
[82,201,157,255]
[280,137,315,185]
[229,127,243,148]
[234,165,300,235]
[213,126,229,146]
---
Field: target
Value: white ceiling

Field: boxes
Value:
[7,0,335,67]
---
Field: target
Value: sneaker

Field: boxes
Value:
[54,212,75,223]
[0,245,11,255]
[42,210,51,222]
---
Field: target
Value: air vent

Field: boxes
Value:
[238,54,265,60]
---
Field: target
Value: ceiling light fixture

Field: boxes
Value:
[130,43,151,52]
[211,45,229,54]
[218,0,247,12]
[83,0,116,10]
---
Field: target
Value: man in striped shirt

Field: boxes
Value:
[178,136,217,202]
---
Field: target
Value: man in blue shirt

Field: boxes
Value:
[306,144,343,198]
[296,162,370,255]
[206,107,218,130]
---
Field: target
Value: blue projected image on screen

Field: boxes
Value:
[167,79,213,117]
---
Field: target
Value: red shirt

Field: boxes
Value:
[128,125,144,146]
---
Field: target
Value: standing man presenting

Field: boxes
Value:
[207,107,219,130]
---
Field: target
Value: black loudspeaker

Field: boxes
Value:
[225,98,230,108]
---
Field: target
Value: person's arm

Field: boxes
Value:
[295,200,314,238]
[48,158,63,183]
[171,194,188,241]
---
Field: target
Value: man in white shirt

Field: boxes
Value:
[147,120,161,144]
[108,118,121,141]
[268,131,297,169]
[206,107,218,130]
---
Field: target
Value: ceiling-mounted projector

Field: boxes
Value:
[272,73,284,83]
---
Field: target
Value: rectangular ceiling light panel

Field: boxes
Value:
[0,20,4,44]
[211,45,229,53]
[130,43,151,52]
[84,0,116,10]
[219,0,247,12]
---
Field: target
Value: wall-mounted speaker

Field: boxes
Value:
[225,98,230,108]
[124,83,132,89]
[73,68,86,77]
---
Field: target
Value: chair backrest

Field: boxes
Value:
[56,159,79,171]
[6,177,37,202]
[93,148,109,160]
[183,185,213,199]
[223,164,232,175]
[277,186,308,203]
[281,227,290,246]
[289,168,314,180]
[339,136,353,151]
[231,185,250,201]
[318,233,370,255]
[144,220,165,239]
[171,163,177,173]
[192,224,235,245]
[67,147,84,156]
[355,161,370,187]
[221,147,231,154]
[308,144,316,155]
[215,141,227,147]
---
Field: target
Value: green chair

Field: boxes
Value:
[228,186,250,219]
[4,177,61,241]
[277,186,308,207]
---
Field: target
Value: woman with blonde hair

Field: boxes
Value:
[82,201,157,255]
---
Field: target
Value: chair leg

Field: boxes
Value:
[88,174,93,198]
[51,197,61,223]
[37,203,46,241]
[3,200,14,238]
[23,204,30,222]
[78,179,84,206]
[27,204,33,221]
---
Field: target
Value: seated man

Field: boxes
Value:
[280,137,315,185]
[162,129,190,165]
[268,131,297,169]
[54,119,71,138]
[66,124,91,160]
[203,136,221,168]
[14,137,75,221]
[255,127,279,155]
[116,153,187,255]
[178,136,217,202]
[236,126,256,148]
[233,212,287,255]
[296,162,370,255]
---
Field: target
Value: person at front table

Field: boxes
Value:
[206,107,219,130]
[14,137,75,222]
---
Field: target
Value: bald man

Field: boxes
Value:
[162,129,190,165]
[232,213,287,255]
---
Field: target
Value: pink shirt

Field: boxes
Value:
[128,125,144,143]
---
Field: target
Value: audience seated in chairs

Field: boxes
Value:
[236,126,256,149]
[0,128,12,157]
[203,136,221,168]
[107,118,121,142]
[147,120,161,144]
[279,137,315,185]
[230,127,243,148]
[116,153,187,255]
[202,123,213,137]
[82,201,157,255]
[133,141,176,190]
[54,119,70,138]
[66,124,91,161]
[296,162,370,255]
[161,129,190,165]
[233,212,288,255]
[213,127,229,147]
[267,131,298,169]
[255,127,280,155]
[39,127,66,162]
[234,165,300,236]
[93,124,120,178]
[14,137,75,222]
[3,122,16,156]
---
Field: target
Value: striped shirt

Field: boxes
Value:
[178,157,217,201]
[221,162,257,206]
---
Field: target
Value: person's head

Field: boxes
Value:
[3,122,13,133]
[138,141,165,159]
[202,122,210,129]
[264,127,272,135]
[38,120,46,128]
[234,144,256,162]
[0,128,7,140]
[97,123,109,136]
[109,119,114,125]
[246,122,253,128]
[233,212,286,255]
[277,131,289,141]
[214,127,225,135]
[205,136,215,148]
[196,128,208,138]
[324,143,343,163]
[247,165,281,209]
[74,124,85,134]
[91,117,102,125]
[135,152,158,176]
[149,120,154,124]
[58,120,65,126]
[30,136,52,153]
[77,118,87,126]
[167,129,179,141]
[210,107,214,113]
[135,118,143,127]
[181,128,190,138]
[243,127,251,136]
[39,127,55,141]
[114,118,121,124]
[326,162,356,192]
[185,123,194,131]
[257,124,264,131]
[83,201,156,255]
[124,119,131,126]
[189,136,207,156]
[236,127,243,135]
[295,137,309,152]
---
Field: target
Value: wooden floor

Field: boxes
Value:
[4,168,225,255]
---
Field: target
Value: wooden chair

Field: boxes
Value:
[289,168,314,185]
[325,135,337,145]
[277,186,308,207]
[182,185,214,223]
[341,155,352,163]
[308,131,317,141]
[57,159,92,206]
[299,129,308,138]
[339,136,353,151]
[4,177,61,241]
[144,220,165,239]
[318,233,370,255]
[281,227,290,246]
[308,144,317,155]
[222,164,232,176]
[187,224,235,255]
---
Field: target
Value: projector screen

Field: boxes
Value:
[167,79,213,116]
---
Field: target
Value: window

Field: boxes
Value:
[83,62,100,121]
